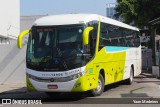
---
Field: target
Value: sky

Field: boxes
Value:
[20,0,116,16]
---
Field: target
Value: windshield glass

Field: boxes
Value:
[27,25,85,71]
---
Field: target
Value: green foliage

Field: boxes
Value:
[115,0,160,27]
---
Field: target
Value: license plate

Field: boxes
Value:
[48,85,58,89]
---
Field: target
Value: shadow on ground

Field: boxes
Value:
[0,87,90,103]
[120,87,149,98]
[0,73,158,102]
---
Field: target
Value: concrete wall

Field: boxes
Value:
[0,41,26,85]
[0,15,46,85]
[0,0,22,85]
[0,0,20,39]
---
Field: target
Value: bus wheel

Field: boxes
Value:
[126,67,134,85]
[91,74,104,96]
[45,92,62,98]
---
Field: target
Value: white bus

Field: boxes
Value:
[18,14,141,96]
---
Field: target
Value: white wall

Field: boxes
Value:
[0,42,26,85]
[0,0,22,84]
[0,0,20,39]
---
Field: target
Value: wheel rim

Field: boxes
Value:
[95,79,102,92]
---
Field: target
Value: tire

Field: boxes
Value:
[91,74,104,96]
[126,67,134,85]
[45,92,62,98]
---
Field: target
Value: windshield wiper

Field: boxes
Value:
[56,47,68,70]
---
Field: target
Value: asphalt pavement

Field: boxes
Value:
[0,73,160,105]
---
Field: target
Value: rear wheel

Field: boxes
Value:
[45,92,62,98]
[91,74,104,96]
[126,67,134,85]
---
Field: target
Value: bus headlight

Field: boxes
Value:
[60,71,85,82]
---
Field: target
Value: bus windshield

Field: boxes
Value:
[26,25,85,71]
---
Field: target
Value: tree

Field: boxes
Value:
[115,0,160,28]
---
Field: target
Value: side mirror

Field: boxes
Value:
[17,29,30,49]
[83,27,94,45]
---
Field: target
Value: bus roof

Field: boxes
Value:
[34,14,139,31]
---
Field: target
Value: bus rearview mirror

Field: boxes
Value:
[17,29,30,49]
[83,27,94,45]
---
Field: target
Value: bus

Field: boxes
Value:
[17,14,141,96]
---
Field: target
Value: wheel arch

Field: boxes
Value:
[131,64,134,77]
[99,69,105,83]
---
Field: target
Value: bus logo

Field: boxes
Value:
[50,78,55,82]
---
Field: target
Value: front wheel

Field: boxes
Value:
[91,74,104,96]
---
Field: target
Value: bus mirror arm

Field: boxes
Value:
[83,27,94,45]
[17,29,30,49]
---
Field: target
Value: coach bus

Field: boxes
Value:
[17,14,141,96]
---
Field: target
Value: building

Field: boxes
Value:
[0,0,22,84]
[0,13,48,84]
[0,0,20,44]
[106,3,123,21]
[149,17,160,66]
[106,3,116,19]
[149,17,160,77]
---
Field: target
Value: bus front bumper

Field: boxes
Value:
[26,75,90,92]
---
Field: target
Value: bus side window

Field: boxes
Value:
[99,22,109,50]
[106,39,111,45]
[88,21,98,55]
[89,30,95,56]
[111,39,119,46]
[99,38,105,51]
[119,38,125,46]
